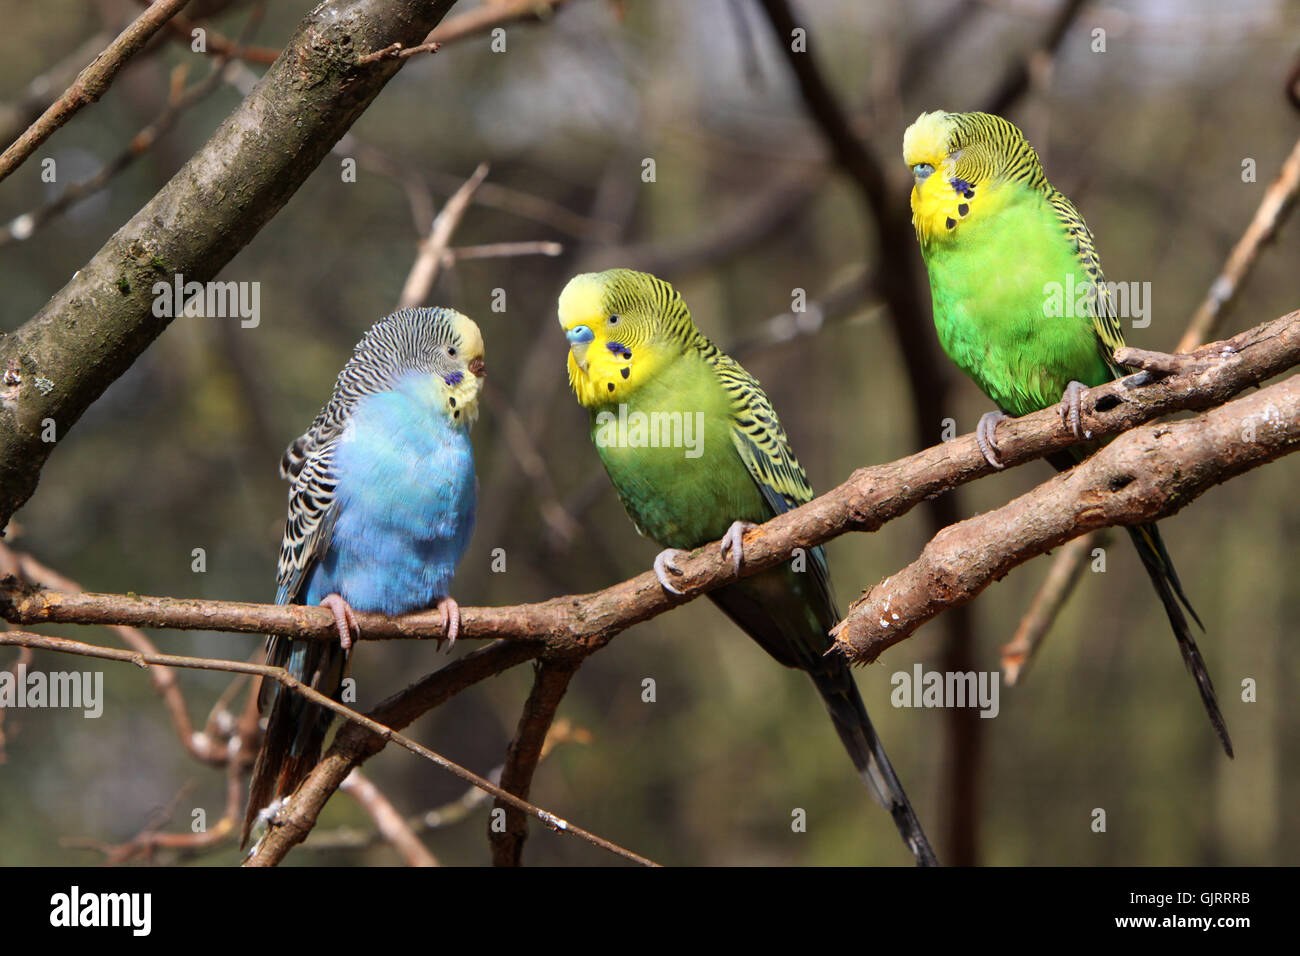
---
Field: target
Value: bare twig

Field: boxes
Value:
[0,629,657,868]
[397,163,490,310]
[999,531,1109,684]
[421,0,577,46]
[304,719,589,851]
[0,0,193,185]
[340,770,438,866]
[0,4,265,248]
[0,542,226,764]
[1178,134,1300,352]
[356,40,442,66]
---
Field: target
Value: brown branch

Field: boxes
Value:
[490,659,580,866]
[832,375,1300,663]
[303,719,589,851]
[356,41,442,66]
[397,162,490,310]
[153,7,281,65]
[340,770,438,866]
[0,0,192,185]
[0,629,656,867]
[4,311,1297,651]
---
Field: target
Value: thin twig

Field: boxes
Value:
[0,5,265,248]
[0,629,658,868]
[397,163,490,310]
[0,0,193,185]
[340,770,438,866]
[356,40,442,66]
[303,719,589,851]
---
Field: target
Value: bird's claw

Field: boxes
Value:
[653,549,689,595]
[436,595,461,651]
[976,410,1010,469]
[320,593,360,654]
[719,520,758,575]
[1059,380,1091,440]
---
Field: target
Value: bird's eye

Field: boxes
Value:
[911,163,935,184]
[448,347,457,357]
[609,314,619,325]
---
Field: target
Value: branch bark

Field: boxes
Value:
[489,659,580,866]
[831,375,1300,663]
[0,0,459,531]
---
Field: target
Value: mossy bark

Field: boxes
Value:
[0,0,457,529]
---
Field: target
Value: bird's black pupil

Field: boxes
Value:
[609,315,618,324]
[448,348,456,356]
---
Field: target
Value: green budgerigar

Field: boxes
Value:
[558,268,938,865]
[903,109,1231,756]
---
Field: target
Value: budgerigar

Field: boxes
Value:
[558,268,938,866]
[902,110,1231,755]
[240,307,485,847]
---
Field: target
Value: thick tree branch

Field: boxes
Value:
[0,0,460,531]
[832,376,1300,662]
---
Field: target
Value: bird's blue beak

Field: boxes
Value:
[566,324,594,370]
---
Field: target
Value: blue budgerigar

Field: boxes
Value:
[240,307,485,847]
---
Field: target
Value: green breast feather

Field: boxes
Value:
[925,185,1123,419]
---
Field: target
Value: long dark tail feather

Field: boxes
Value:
[1126,524,1232,757]
[809,666,940,867]
[239,638,343,848]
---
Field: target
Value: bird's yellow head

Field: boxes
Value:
[557,269,690,409]
[903,109,1043,247]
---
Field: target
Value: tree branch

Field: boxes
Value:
[490,659,580,866]
[831,375,1300,663]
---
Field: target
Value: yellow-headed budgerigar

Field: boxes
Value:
[903,109,1231,755]
[241,308,485,846]
[558,268,938,865]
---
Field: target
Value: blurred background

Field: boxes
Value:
[0,0,1297,865]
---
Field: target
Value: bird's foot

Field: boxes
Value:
[320,593,360,654]
[653,548,690,595]
[976,410,1011,469]
[1058,380,1091,440]
[436,595,461,651]
[719,520,758,576]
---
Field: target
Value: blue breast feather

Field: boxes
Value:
[302,377,476,616]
